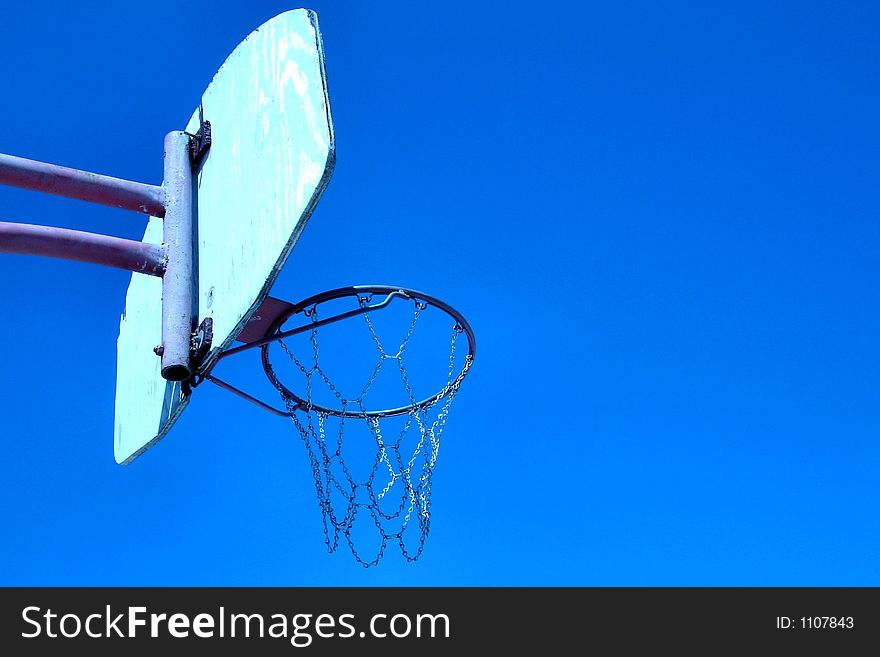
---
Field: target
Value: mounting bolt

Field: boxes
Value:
[153,345,165,356]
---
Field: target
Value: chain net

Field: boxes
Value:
[266,294,473,567]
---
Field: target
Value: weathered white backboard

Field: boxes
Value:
[114,9,335,464]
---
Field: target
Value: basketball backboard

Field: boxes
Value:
[114,9,335,464]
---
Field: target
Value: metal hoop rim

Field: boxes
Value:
[260,285,476,418]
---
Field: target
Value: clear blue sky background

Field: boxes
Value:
[1,1,879,585]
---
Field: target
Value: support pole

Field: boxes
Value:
[0,153,165,216]
[0,221,165,276]
[160,132,194,381]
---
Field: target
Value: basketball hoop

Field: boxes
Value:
[203,285,476,566]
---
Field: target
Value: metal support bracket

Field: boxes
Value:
[192,290,411,416]
[0,131,200,384]
[188,120,212,169]
[181,317,214,396]
[190,317,213,370]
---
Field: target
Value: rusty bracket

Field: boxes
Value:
[187,120,212,169]
[190,317,213,369]
[181,317,213,395]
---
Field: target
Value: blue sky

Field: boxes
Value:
[1,1,879,585]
